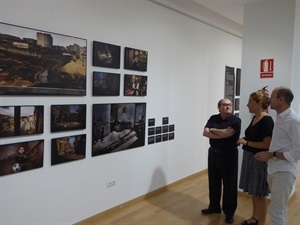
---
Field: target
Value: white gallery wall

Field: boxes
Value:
[0,0,242,224]
[239,0,299,134]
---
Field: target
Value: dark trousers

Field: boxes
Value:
[207,147,238,217]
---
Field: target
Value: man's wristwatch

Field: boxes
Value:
[272,152,278,160]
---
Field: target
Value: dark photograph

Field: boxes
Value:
[92,41,120,68]
[124,74,147,96]
[93,72,120,96]
[155,126,162,134]
[156,135,162,143]
[169,132,175,140]
[148,136,155,145]
[0,105,44,138]
[163,134,169,142]
[148,118,155,127]
[169,124,175,132]
[51,104,86,132]
[51,134,86,165]
[148,127,155,136]
[0,22,87,95]
[163,125,169,133]
[0,140,44,176]
[92,102,146,156]
[162,117,169,125]
[124,47,148,72]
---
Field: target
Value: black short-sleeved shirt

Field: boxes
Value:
[242,115,274,154]
[205,113,241,150]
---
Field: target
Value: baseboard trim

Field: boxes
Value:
[74,170,207,224]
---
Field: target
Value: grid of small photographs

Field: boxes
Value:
[147,117,175,145]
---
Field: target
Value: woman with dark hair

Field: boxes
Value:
[237,88,274,225]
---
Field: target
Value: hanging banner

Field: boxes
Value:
[260,59,274,78]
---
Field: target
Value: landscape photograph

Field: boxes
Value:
[0,22,87,95]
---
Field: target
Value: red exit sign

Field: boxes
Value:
[260,59,274,78]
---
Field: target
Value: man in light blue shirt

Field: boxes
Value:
[255,86,300,225]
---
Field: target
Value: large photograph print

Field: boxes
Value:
[92,102,146,156]
[0,22,87,95]
[124,47,148,72]
[0,140,44,177]
[51,104,86,132]
[0,105,44,138]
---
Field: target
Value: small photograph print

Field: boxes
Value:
[155,126,162,134]
[93,72,120,96]
[148,118,155,127]
[234,98,240,111]
[169,124,175,132]
[51,134,86,165]
[163,125,168,133]
[148,127,155,136]
[162,117,169,125]
[51,104,86,132]
[148,136,155,145]
[0,105,44,138]
[155,135,162,143]
[0,140,44,177]
[124,74,147,96]
[169,132,175,140]
[162,134,168,142]
[124,47,148,72]
[92,41,121,69]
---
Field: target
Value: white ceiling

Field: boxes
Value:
[148,0,275,37]
[194,0,271,25]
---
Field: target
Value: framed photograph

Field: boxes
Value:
[124,47,148,72]
[51,134,86,165]
[224,66,235,103]
[162,117,169,125]
[0,22,87,95]
[148,118,155,127]
[155,126,162,134]
[51,104,86,132]
[92,102,146,157]
[169,132,175,140]
[148,136,155,145]
[163,134,169,142]
[155,135,161,143]
[148,127,155,136]
[92,41,120,69]
[124,74,147,96]
[169,124,175,132]
[93,72,120,96]
[234,98,240,111]
[235,68,241,96]
[163,125,168,133]
[0,139,44,177]
[0,105,44,138]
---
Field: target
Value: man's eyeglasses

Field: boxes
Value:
[222,103,232,107]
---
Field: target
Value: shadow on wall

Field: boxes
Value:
[145,167,209,224]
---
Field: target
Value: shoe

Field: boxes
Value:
[225,216,234,224]
[201,208,221,214]
[241,217,258,225]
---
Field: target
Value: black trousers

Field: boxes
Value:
[207,147,238,217]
